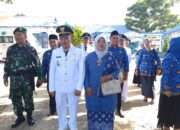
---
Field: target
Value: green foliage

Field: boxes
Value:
[162,36,170,52]
[125,0,180,33]
[72,26,84,46]
[0,0,14,4]
[169,0,180,5]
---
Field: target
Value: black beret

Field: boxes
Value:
[119,34,126,39]
[81,33,91,38]
[119,34,130,41]
[49,34,58,40]
[13,27,27,34]
[56,25,73,36]
[110,30,119,37]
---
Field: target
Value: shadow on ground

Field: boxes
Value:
[0,85,157,130]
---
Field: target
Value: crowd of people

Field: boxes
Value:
[2,25,180,130]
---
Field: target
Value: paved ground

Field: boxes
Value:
[0,62,163,130]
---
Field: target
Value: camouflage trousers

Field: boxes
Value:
[9,75,35,116]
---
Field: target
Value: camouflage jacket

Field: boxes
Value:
[4,43,42,80]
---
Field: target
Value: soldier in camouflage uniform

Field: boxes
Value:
[3,27,43,128]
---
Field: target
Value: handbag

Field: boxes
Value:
[101,79,121,96]
[133,69,141,84]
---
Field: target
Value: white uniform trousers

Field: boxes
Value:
[122,80,128,102]
[55,93,78,130]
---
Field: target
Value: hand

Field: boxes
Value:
[163,90,172,97]
[3,75,8,87]
[123,72,128,81]
[74,89,81,96]
[101,75,112,83]
[36,79,43,88]
[86,88,93,96]
[49,91,55,97]
[135,69,139,75]
[156,68,162,75]
[4,79,8,87]
[43,78,48,83]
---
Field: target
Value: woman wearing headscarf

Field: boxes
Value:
[84,35,120,130]
[157,37,180,130]
[137,39,161,104]
[133,42,145,86]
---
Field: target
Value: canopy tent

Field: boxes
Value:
[91,25,141,42]
[95,25,129,34]
[0,16,63,27]
[163,25,180,37]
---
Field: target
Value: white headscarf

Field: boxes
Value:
[95,35,108,60]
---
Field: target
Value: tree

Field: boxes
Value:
[0,0,14,4]
[169,0,180,5]
[162,36,170,52]
[72,26,84,46]
[125,0,180,33]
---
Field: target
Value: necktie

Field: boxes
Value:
[84,46,87,51]
[65,50,68,56]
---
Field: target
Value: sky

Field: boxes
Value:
[0,0,137,25]
[0,0,179,25]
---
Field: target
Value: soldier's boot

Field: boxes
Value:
[27,112,35,126]
[11,115,25,128]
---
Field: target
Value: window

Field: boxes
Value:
[0,36,14,43]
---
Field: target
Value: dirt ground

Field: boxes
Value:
[0,62,163,130]
[0,85,162,130]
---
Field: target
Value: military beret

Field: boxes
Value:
[13,27,27,34]
[49,34,58,40]
[110,30,119,37]
[56,25,73,36]
[81,33,91,38]
[119,34,126,39]
[119,34,130,41]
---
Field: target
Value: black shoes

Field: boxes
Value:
[27,116,35,126]
[116,111,125,118]
[47,112,57,116]
[11,113,35,128]
[27,112,35,126]
[11,116,25,128]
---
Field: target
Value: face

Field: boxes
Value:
[59,34,71,49]
[49,39,57,49]
[144,39,151,50]
[96,37,106,51]
[140,43,144,48]
[57,39,61,47]
[118,38,124,47]
[110,35,119,46]
[14,32,27,44]
[82,37,91,45]
[124,40,129,47]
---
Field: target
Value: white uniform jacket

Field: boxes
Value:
[80,44,95,57]
[49,44,85,93]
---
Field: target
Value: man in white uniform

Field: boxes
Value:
[122,35,132,102]
[49,25,84,130]
[80,32,94,56]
